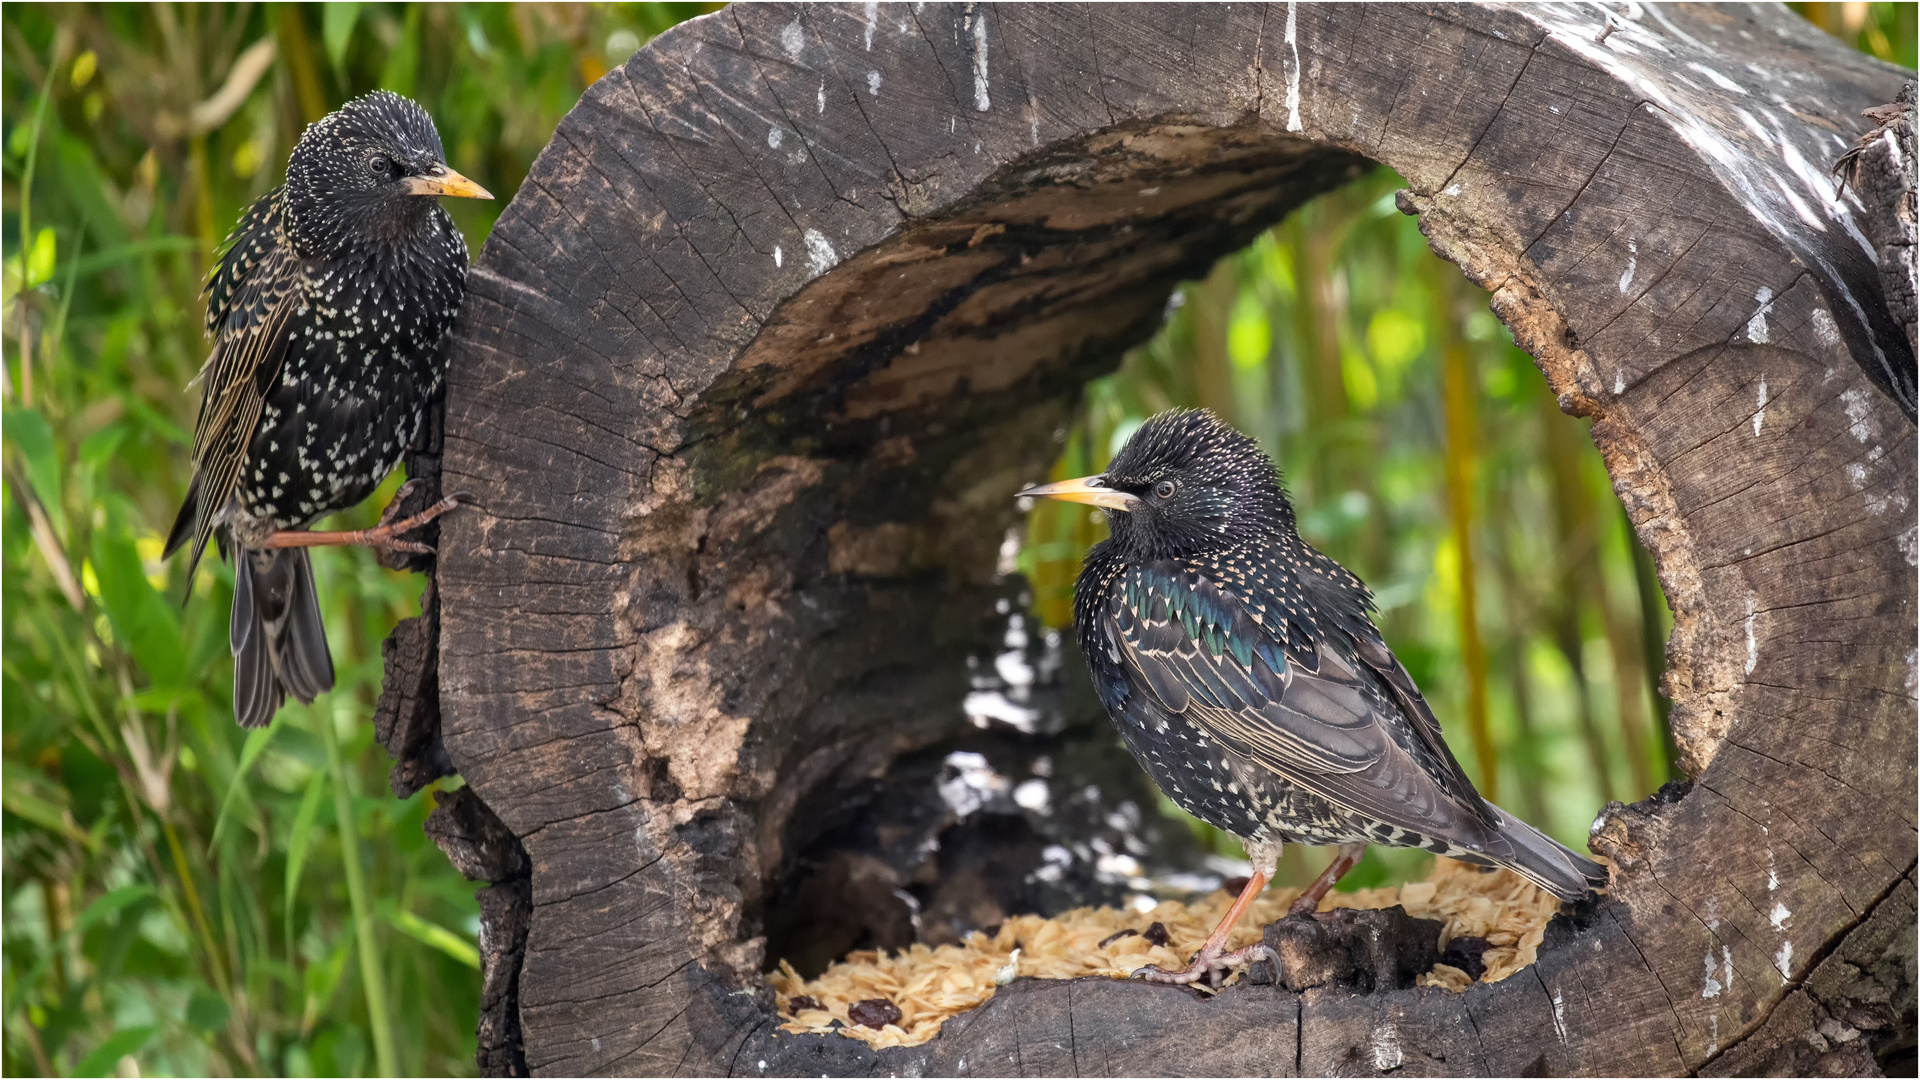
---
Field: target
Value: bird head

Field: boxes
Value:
[283,90,492,253]
[1017,409,1292,560]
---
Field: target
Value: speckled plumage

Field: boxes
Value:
[165,91,475,728]
[1065,410,1606,901]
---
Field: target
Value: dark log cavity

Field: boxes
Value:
[384,2,1919,1074]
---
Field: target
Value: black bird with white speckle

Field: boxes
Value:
[1019,409,1606,985]
[165,91,490,728]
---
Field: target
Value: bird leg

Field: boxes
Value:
[1130,868,1282,988]
[1288,842,1369,916]
[258,487,475,555]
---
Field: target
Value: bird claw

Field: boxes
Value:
[365,488,472,552]
[1129,944,1280,990]
[377,480,424,530]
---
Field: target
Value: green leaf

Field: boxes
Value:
[322,3,365,73]
[1,760,91,845]
[77,422,127,472]
[186,989,231,1033]
[5,403,65,535]
[89,511,186,687]
[382,906,481,969]
[72,883,155,937]
[73,1025,154,1077]
[26,226,56,287]
[302,933,353,1036]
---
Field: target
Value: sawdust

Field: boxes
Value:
[767,857,1566,1049]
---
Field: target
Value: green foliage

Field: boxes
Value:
[3,4,712,1075]
[1792,1,1916,68]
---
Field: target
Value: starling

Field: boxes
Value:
[164,91,491,728]
[1019,409,1606,986]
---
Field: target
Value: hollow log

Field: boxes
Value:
[393,3,1917,1074]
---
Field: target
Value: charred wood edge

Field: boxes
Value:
[426,786,534,1078]
[374,390,455,798]
[373,390,532,1076]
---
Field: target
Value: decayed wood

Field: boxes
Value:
[407,2,1917,1074]
[425,786,533,1076]
[1834,82,1916,358]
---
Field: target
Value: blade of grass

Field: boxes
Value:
[209,717,278,846]
[14,56,57,408]
[69,237,199,280]
[284,768,327,954]
[319,703,397,1076]
[382,905,481,970]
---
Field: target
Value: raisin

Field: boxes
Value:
[1142,921,1170,946]
[848,998,902,1029]
[786,995,823,1015]
[1221,875,1251,896]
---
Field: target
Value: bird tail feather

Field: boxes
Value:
[1481,803,1610,902]
[232,548,335,728]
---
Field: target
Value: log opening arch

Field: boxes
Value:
[423,3,1916,1075]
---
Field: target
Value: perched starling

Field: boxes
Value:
[164,91,491,728]
[1019,409,1606,985]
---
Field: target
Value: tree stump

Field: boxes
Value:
[399,3,1917,1075]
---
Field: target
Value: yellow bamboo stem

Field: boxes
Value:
[1436,281,1496,802]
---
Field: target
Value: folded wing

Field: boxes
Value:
[1106,562,1499,850]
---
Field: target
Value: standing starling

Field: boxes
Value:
[164,91,491,728]
[1019,409,1606,985]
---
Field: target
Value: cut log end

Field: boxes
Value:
[384,2,1918,1074]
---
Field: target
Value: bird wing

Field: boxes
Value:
[173,194,306,578]
[204,190,282,335]
[1105,561,1498,844]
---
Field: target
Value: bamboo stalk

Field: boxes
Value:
[1538,393,1617,802]
[277,5,331,125]
[1436,280,1496,801]
[1489,495,1551,825]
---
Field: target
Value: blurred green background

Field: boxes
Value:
[2,3,1908,1076]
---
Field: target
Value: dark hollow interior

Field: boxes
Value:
[667,126,1393,976]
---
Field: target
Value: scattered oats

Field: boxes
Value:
[768,858,1568,1048]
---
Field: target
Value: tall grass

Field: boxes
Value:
[2,6,710,1075]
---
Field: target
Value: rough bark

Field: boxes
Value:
[383,3,1918,1074]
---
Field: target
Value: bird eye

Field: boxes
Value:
[1154,480,1178,499]
[368,155,391,176]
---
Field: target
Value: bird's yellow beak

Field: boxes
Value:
[404,166,494,200]
[1016,475,1141,512]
